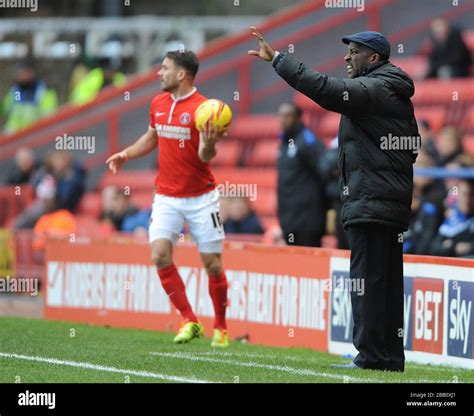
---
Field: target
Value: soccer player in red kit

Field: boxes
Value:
[106,50,229,347]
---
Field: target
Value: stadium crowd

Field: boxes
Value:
[4,104,474,259]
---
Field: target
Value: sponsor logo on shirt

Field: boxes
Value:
[155,123,191,140]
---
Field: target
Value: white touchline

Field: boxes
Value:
[0,352,213,384]
[193,351,461,374]
[150,351,378,383]
[150,352,456,384]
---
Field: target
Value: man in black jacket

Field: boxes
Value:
[249,27,419,371]
[277,102,327,247]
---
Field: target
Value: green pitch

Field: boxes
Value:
[0,317,471,383]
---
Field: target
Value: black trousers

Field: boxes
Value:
[282,229,322,247]
[347,224,405,371]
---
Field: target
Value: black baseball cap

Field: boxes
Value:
[342,31,391,59]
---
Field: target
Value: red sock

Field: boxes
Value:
[157,264,197,323]
[208,272,228,330]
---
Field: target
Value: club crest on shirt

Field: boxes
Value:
[179,112,191,125]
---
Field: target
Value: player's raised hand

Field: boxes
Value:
[201,119,225,146]
[105,151,129,174]
[248,26,275,61]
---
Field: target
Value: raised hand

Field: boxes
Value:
[105,151,129,174]
[201,119,224,147]
[248,26,276,62]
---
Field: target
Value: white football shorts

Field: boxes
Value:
[148,188,225,253]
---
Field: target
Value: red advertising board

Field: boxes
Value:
[45,240,331,351]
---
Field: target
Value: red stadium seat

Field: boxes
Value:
[318,112,340,140]
[390,56,427,79]
[99,170,155,192]
[415,106,446,132]
[294,92,325,114]
[78,192,101,218]
[229,114,281,141]
[246,139,280,167]
[210,140,242,167]
[251,188,277,217]
[413,80,474,105]
[130,192,154,209]
[74,215,101,237]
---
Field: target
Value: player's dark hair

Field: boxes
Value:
[165,50,199,78]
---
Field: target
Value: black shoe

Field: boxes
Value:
[330,361,359,369]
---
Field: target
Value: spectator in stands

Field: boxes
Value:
[416,149,447,205]
[320,137,349,249]
[6,147,39,185]
[223,197,264,235]
[276,102,327,247]
[443,156,474,215]
[404,152,445,254]
[417,119,440,164]
[437,126,464,166]
[430,179,474,258]
[14,155,57,229]
[69,58,126,105]
[33,206,77,252]
[49,151,86,212]
[426,18,472,79]
[122,208,152,234]
[2,61,58,134]
[100,185,119,226]
[99,186,140,231]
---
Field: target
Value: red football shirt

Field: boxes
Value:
[149,88,216,197]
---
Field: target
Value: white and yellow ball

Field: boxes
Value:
[195,99,232,134]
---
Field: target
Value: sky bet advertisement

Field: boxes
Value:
[329,257,473,368]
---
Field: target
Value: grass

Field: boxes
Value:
[0,317,472,384]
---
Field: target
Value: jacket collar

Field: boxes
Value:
[360,60,390,77]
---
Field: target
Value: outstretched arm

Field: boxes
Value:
[248,26,377,116]
[106,127,157,174]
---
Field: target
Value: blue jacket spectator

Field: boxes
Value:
[430,179,474,258]
[122,209,152,233]
[49,152,86,212]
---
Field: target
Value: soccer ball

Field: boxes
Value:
[195,99,232,134]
